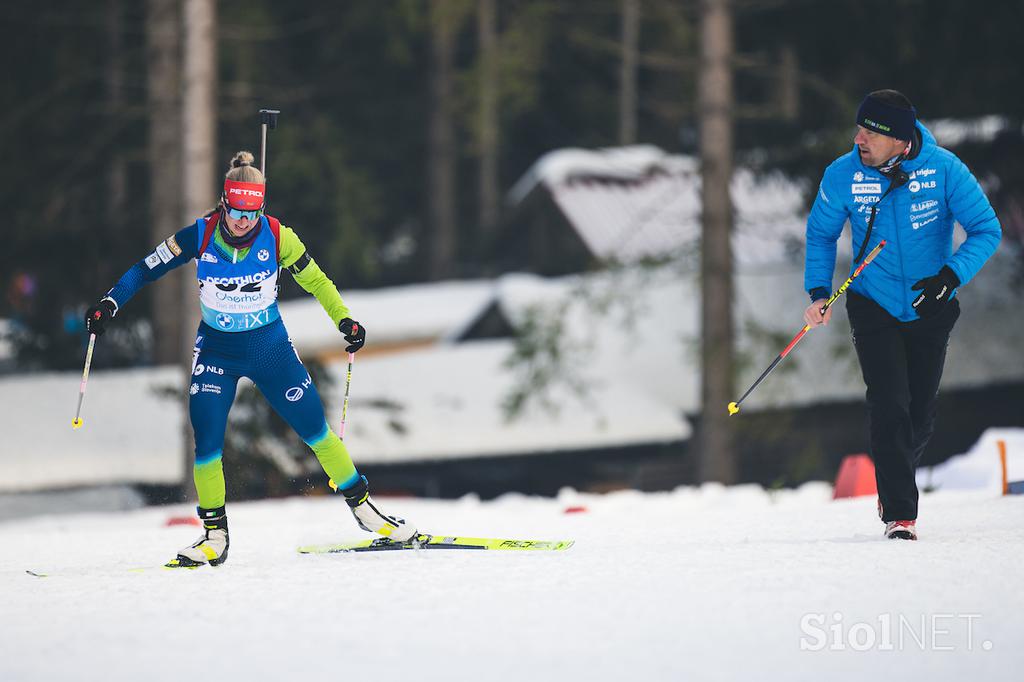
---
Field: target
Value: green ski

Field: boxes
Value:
[297,533,574,554]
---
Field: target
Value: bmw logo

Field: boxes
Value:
[285,387,304,402]
[257,249,270,262]
[216,313,234,329]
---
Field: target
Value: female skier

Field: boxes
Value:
[85,151,416,567]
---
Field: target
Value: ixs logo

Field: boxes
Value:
[911,199,938,212]
[227,187,264,198]
[851,183,882,194]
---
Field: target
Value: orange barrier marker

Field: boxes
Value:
[833,453,878,499]
[998,439,1009,496]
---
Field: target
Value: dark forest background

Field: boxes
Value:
[3,0,1022,372]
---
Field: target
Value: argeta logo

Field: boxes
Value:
[257,248,270,262]
[193,363,205,376]
[285,387,304,402]
[216,313,235,329]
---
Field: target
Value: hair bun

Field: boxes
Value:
[230,150,256,169]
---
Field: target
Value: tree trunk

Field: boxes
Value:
[477,0,499,247]
[429,0,458,280]
[180,0,217,501]
[697,0,736,484]
[777,44,799,122]
[106,0,127,236]
[619,0,640,145]
[145,0,183,366]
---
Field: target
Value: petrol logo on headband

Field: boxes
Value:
[223,180,266,210]
[227,187,264,198]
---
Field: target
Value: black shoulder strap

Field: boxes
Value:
[854,171,908,263]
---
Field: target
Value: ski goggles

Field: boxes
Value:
[223,205,263,221]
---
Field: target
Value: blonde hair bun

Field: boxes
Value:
[230,150,256,169]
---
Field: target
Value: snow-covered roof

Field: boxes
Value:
[0,366,184,492]
[336,340,688,464]
[923,115,1023,147]
[508,145,809,267]
[279,279,495,356]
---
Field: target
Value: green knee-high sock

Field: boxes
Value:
[307,424,359,490]
[194,450,226,509]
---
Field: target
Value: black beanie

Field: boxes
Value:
[856,93,916,141]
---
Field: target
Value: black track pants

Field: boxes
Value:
[846,292,960,522]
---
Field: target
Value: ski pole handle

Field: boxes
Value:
[72,333,97,429]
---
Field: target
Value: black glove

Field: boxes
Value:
[911,266,960,319]
[338,317,366,353]
[85,298,118,336]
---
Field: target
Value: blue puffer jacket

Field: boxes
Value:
[805,122,1001,321]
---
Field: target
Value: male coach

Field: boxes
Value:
[803,89,1001,540]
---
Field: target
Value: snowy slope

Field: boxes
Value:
[1,484,1021,681]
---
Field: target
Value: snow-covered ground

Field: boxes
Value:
[1,483,1021,681]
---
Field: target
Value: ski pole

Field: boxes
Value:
[339,345,356,440]
[728,240,887,416]
[327,344,357,494]
[258,108,280,178]
[72,333,98,429]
